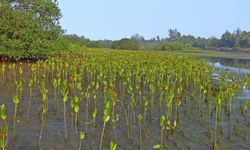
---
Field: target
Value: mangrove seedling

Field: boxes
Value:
[62,79,69,141]
[153,144,161,149]
[38,88,48,146]
[99,101,111,150]
[0,104,8,150]
[79,131,85,150]
[160,115,166,150]
[73,96,80,136]
[27,78,34,121]
[13,94,19,138]
[137,114,143,150]
[110,141,117,150]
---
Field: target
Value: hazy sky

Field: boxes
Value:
[58,0,250,40]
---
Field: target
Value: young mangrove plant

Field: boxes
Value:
[85,86,91,130]
[12,94,19,139]
[241,100,249,141]
[143,97,149,139]
[213,92,223,150]
[73,96,80,136]
[1,64,6,85]
[27,78,34,121]
[109,141,117,150]
[62,79,69,141]
[137,114,143,150]
[78,131,85,150]
[0,104,8,150]
[38,88,48,146]
[99,100,111,150]
[160,115,166,150]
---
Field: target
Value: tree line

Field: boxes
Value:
[0,0,249,59]
[63,28,250,51]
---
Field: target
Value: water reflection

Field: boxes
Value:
[203,56,250,100]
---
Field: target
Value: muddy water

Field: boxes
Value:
[205,57,250,100]
[204,57,250,70]
[0,62,249,150]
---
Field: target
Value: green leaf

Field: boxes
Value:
[13,95,19,104]
[160,115,165,127]
[110,141,117,150]
[104,115,110,123]
[80,131,85,140]
[137,114,142,121]
[1,113,6,120]
[153,144,161,149]
[174,120,177,127]
[74,105,79,113]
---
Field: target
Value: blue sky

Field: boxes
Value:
[58,0,250,40]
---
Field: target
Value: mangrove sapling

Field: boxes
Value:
[1,64,6,85]
[91,105,97,150]
[10,63,16,83]
[109,86,118,141]
[242,74,249,140]
[165,119,177,148]
[159,82,168,114]
[117,100,130,139]
[201,82,208,122]
[137,114,143,150]
[0,104,8,150]
[213,93,223,150]
[109,141,117,150]
[18,66,22,81]
[166,89,175,140]
[227,84,233,140]
[149,82,156,123]
[53,78,58,105]
[15,80,23,101]
[143,97,149,139]
[74,96,80,136]
[0,127,7,150]
[111,111,119,141]
[91,108,97,129]
[62,79,69,141]
[38,88,48,146]
[217,73,225,143]
[70,98,75,128]
[153,144,161,149]
[27,78,34,121]
[130,94,136,141]
[12,94,19,139]
[79,131,85,150]
[174,86,182,148]
[241,100,249,141]
[198,80,204,123]
[127,84,134,139]
[233,81,241,135]
[160,115,166,150]
[76,75,82,99]
[85,85,91,130]
[207,90,214,138]
[99,101,111,150]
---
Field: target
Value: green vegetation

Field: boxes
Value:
[112,38,140,50]
[0,0,66,59]
[0,49,248,149]
[0,0,249,60]
[154,41,194,51]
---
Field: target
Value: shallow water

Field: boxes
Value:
[204,57,250,70]
[205,57,250,100]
